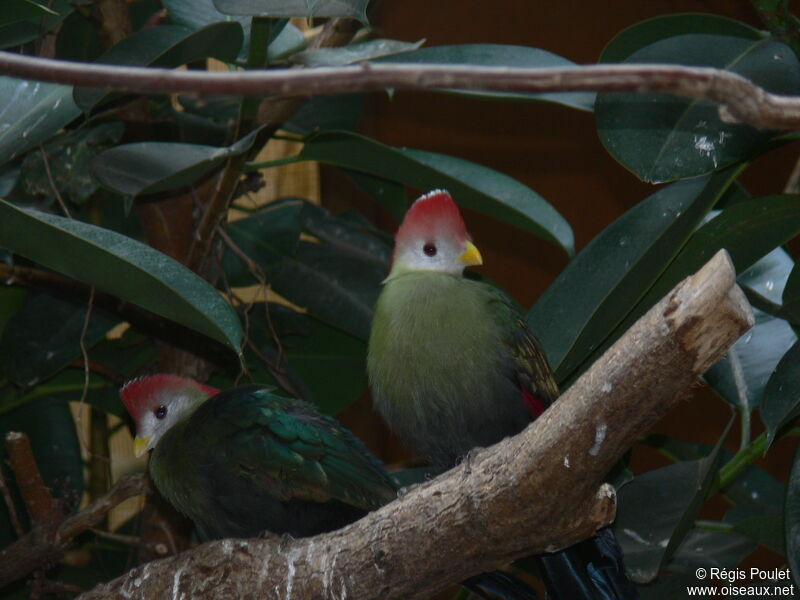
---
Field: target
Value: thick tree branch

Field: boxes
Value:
[0,473,150,588]
[0,54,797,129]
[76,250,754,600]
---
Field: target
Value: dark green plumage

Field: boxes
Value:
[147,386,397,540]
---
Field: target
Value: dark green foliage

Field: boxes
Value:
[0,4,799,597]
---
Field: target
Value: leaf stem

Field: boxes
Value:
[719,427,800,489]
[244,155,303,171]
[695,519,735,533]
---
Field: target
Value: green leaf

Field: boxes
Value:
[732,513,785,554]
[600,13,764,63]
[343,170,406,222]
[283,95,364,136]
[788,439,800,590]
[213,0,370,23]
[293,39,424,66]
[376,44,596,112]
[528,170,734,381]
[615,421,731,583]
[760,339,800,448]
[0,78,81,165]
[0,201,242,351]
[223,198,304,286]
[782,262,800,324]
[0,0,73,48]
[705,249,798,410]
[596,36,800,182]
[92,127,261,197]
[73,23,244,111]
[588,195,800,382]
[21,122,124,205]
[0,398,82,546]
[666,528,755,571]
[300,130,573,255]
[0,293,118,387]
[244,305,367,414]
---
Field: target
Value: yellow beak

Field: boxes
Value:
[460,241,483,266]
[133,436,151,458]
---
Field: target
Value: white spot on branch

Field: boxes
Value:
[589,423,607,456]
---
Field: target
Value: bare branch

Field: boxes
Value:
[4,432,62,527]
[0,54,797,129]
[0,473,150,588]
[77,250,754,600]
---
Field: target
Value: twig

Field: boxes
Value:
[4,432,62,527]
[77,250,754,600]
[39,144,71,219]
[0,473,150,588]
[1,54,800,129]
[0,468,24,537]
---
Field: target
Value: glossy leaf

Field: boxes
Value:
[0,0,72,49]
[283,95,364,136]
[528,170,733,381]
[589,195,800,380]
[300,130,573,255]
[92,128,261,197]
[271,240,387,340]
[760,339,800,448]
[222,198,304,286]
[782,262,800,324]
[73,23,244,111]
[244,305,367,415]
[600,13,763,63]
[293,39,424,66]
[21,122,124,205]
[615,423,729,583]
[0,293,118,387]
[666,528,755,571]
[787,439,800,591]
[0,398,82,546]
[0,78,81,166]
[705,249,798,410]
[376,44,596,111]
[343,170,407,222]
[597,36,800,182]
[213,0,370,23]
[0,201,242,351]
[732,514,784,554]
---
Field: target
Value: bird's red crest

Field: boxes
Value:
[395,190,469,246]
[121,374,219,423]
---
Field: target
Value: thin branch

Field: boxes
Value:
[0,468,24,538]
[39,144,71,219]
[4,432,63,527]
[0,473,150,588]
[0,53,799,129]
[77,250,754,600]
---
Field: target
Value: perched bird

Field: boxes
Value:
[122,374,540,600]
[367,190,639,599]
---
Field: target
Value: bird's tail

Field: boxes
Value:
[463,570,540,600]
[535,528,639,599]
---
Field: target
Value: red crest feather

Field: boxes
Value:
[121,374,219,422]
[395,190,470,245]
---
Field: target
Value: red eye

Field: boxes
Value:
[155,405,167,419]
[423,243,437,256]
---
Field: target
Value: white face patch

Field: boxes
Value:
[392,235,467,276]
[136,390,201,452]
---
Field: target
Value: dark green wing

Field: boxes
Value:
[195,386,397,511]
[483,283,560,406]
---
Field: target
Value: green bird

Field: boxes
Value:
[367,190,638,599]
[122,374,540,600]
[122,374,396,540]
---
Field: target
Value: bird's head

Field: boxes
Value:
[388,189,482,280]
[121,374,219,457]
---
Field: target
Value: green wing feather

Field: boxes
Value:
[482,282,560,405]
[198,387,397,511]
